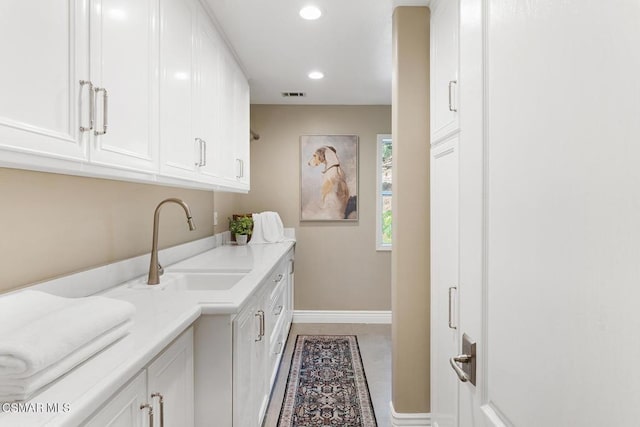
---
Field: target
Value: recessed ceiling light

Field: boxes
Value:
[299,6,322,20]
[308,71,324,80]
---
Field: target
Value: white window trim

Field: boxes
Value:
[376,134,392,251]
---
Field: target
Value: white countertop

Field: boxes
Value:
[0,241,294,427]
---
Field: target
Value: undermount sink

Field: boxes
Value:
[127,272,247,291]
[162,272,246,291]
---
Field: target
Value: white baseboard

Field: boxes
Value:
[293,310,392,324]
[390,401,431,426]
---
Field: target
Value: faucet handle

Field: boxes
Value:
[157,263,164,277]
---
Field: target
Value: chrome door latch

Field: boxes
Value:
[450,333,476,386]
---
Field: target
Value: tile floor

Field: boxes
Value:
[262,323,392,427]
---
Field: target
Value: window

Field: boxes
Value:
[376,134,392,250]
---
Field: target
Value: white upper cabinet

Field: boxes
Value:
[194,6,228,183]
[233,65,251,189]
[431,0,459,144]
[159,0,199,181]
[0,0,88,163]
[159,0,251,191]
[88,0,159,172]
[0,0,250,192]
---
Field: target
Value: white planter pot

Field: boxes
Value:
[236,234,248,245]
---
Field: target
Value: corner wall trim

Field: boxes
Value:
[390,401,432,427]
[293,310,392,324]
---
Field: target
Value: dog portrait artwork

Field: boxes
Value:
[300,135,358,221]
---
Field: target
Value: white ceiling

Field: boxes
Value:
[205,0,428,105]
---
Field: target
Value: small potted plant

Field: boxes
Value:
[229,215,253,245]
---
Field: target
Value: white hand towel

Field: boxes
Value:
[0,291,136,378]
[0,320,133,402]
[249,212,289,245]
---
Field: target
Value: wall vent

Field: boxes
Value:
[281,92,306,98]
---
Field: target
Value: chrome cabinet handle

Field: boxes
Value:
[140,403,154,427]
[195,138,205,166]
[151,393,164,427]
[79,80,94,132]
[290,259,294,274]
[201,139,207,166]
[450,354,472,382]
[255,310,265,341]
[254,311,262,341]
[448,286,457,329]
[448,80,457,112]
[236,158,244,178]
[274,305,283,316]
[259,310,265,338]
[94,87,108,135]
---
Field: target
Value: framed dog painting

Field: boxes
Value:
[300,135,358,221]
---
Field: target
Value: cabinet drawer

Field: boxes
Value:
[267,320,288,389]
[268,278,287,345]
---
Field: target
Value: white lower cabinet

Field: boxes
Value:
[194,249,295,427]
[233,292,268,427]
[83,327,194,427]
[84,371,147,427]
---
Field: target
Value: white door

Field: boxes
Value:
[431,135,460,427]
[194,6,222,182]
[233,68,251,188]
[233,297,258,426]
[89,0,159,172]
[430,0,459,143]
[0,0,88,162]
[217,51,240,183]
[159,0,198,180]
[455,0,640,426]
[84,371,147,427]
[147,328,194,427]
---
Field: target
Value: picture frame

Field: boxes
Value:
[300,135,359,221]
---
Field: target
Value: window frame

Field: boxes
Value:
[376,134,392,251]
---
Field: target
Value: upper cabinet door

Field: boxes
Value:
[431,0,459,144]
[233,68,250,188]
[216,50,240,184]
[194,7,224,182]
[88,0,159,172]
[0,0,88,162]
[159,0,198,180]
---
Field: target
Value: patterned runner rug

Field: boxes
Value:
[277,335,377,427]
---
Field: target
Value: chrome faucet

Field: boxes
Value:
[147,198,196,285]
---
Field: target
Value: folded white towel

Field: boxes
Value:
[249,212,292,245]
[0,291,136,378]
[0,320,133,402]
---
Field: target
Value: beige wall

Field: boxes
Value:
[238,105,392,310]
[0,168,215,292]
[213,191,241,235]
[391,7,431,414]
